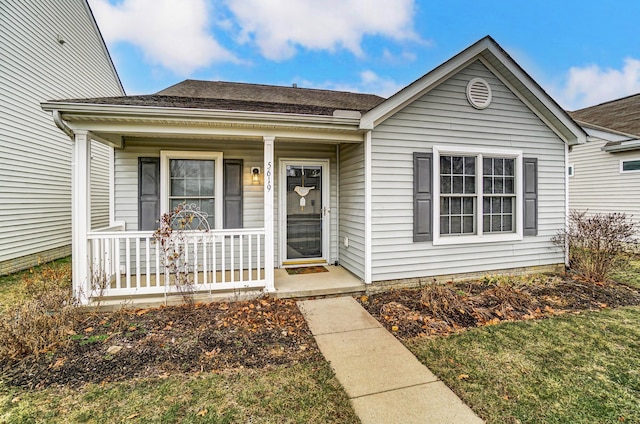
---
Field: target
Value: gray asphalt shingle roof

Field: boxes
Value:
[569,93,640,137]
[53,80,386,116]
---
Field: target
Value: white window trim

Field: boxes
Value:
[619,158,640,174]
[433,145,523,246]
[160,150,223,229]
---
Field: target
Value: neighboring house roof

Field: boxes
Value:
[569,93,640,138]
[53,81,385,116]
[361,36,587,145]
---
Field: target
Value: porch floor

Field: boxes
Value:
[274,265,365,299]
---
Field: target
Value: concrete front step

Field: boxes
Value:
[273,265,366,299]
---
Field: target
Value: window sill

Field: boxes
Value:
[432,232,523,246]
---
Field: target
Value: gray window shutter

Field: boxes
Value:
[414,152,433,242]
[138,157,160,231]
[223,159,243,229]
[523,157,538,236]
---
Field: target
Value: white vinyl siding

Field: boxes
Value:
[338,143,365,279]
[113,140,339,267]
[569,138,640,230]
[370,60,566,281]
[0,0,123,271]
[91,142,112,229]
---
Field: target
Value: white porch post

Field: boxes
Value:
[263,136,275,292]
[364,130,372,285]
[72,130,91,304]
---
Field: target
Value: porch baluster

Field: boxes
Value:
[193,236,198,286]
[145,237,151,287]
[230,235,235,283]
[135,237,141,288]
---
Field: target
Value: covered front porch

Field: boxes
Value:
[86,222,363,305]
[52,100,370,305]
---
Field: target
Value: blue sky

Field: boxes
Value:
[90,0,640,110]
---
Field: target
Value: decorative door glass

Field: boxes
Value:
[285,165,322,259]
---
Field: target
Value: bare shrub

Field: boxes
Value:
[420,285,476,326]
[153,203,211,306]
[0,262,79,360]
[552,210,638,282]
[475,285,538,320]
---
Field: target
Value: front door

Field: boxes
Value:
[280,160,329,265]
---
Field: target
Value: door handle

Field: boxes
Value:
[323,207,331,216]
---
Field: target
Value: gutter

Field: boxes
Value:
[41,101,363,130]
[602,139,640,153]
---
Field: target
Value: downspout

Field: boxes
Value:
[335,144,340,266]
[53,110,74,138]
[564,143,570,268]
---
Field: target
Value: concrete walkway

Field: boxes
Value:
[298,297,483,424]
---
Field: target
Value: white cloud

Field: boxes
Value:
[382,48,417,63]
[299,70,403,98]
[225,0,418,61]
[89,0,237,75]
[553,58,640,110]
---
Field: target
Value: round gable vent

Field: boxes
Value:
[466,78,492,109]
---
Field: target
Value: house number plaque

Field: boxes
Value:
[266,161,272,192]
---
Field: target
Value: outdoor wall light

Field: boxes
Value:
[251,167,261,184]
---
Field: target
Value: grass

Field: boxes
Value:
[0,257,71,313]
[0,259,359,423]
[611,258,640,290]
[408,307,640,424]
[0,361,358,423]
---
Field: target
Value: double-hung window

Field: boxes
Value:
[433,146,523,245]
[160,151,223,229]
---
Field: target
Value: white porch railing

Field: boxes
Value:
[86,227,266,299]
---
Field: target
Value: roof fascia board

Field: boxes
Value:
[82,0,125,95]
[478,56,571,144]
[360,40,490,129]
[478,48,586,145]
[576,120,639,140]
[42,101,360,125]
[41,101,361,129]
[360,37,587,145]
[602,139,640,153]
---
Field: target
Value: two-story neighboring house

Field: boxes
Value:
[0,0,124,274]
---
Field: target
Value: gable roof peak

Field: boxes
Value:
[360,35,586,145]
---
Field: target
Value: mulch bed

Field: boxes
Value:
[3,275,640,390]
[359,276,640,340]
[1,298,322,389]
